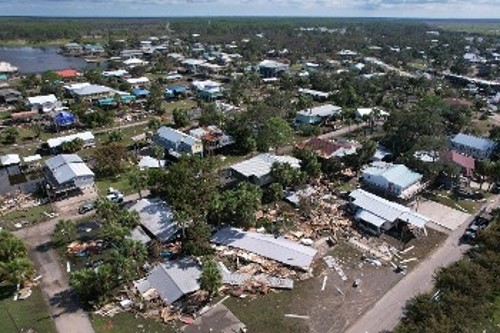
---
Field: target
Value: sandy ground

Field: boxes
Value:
[344,194,500,333]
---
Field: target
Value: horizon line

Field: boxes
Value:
[1,15,500,20]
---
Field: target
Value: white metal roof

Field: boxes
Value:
[297,104,342,117]
[127,77,150,84]
[22,154,42,163]
[138,156,165,169]
[71,85,114,96]
[27,94,57,105]
[47,131,94,148]
[0,154,21,166]
[129,198,178,242]
[230,153,301,179]
[156,126,200,147]
[45,154,94,185]
[212,227,317,269]
[349,189,429,228]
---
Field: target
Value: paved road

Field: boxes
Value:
[343,195,500,333]
[13,192,142,333]
[318,124,364,140]
[15,216,96,333]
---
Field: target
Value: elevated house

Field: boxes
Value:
[0,89,22,104]
[443,150,475,177]
[153,126,203,158]
[83,44,105,56]
[298,88,330,101]
[348,189,429,236]
[63,43,83,55]
[295,104,342,125]
[361,162,424,200]
[229,153,301,187]
[44,154,94,196]
[192,80,223,102]
[450,133,497,161]
[27,94,61,113]
[258,60,289,78]
[189,126,234,152]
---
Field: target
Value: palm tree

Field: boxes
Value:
[151,145,165,168]
[53,219,77,245]
[127,168,148,198]
[0,257,35,286]
[200,259,222,298]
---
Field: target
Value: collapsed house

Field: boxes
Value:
[135,258,201,305]
[212,227,317,270]
[129,198,179,244]
[349,189,429,236]
[229,153,301,187]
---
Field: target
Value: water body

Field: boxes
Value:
[0,46,95,74]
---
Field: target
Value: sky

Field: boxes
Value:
[1,0,500,18]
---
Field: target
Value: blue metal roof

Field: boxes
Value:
[132,88,150,97]
[451,133,496,152]
[363,163,422,189]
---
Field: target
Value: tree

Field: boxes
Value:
[200,259,222,298]
[343,140,377,174]
[69,268,101,306]
[0,231,34,286]
[208,182,262,229]
[257,117,293,153]
[53,219,77,246]
[182,220,213,256]
[147,117,162,131]
[294,149,321,180]
[107,130,124,143]
[93,143,129,178]
[263,182,284,204]
[61,137,84,153]
[30,123,43,139]
[159,156,219,220]
[199,103,224,127]
[173,108,190,128]
[270,162,305,188]
[321,158,343,180]
[2,127,19,144]
[127,168,148,198]
[224,114,256,154]
[147,83,164,115]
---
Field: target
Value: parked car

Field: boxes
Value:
[78,202,95,214]
[106,188,124,203]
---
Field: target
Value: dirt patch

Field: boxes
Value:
[53,187,98,217]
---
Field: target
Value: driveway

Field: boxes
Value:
[12,192,144,333]
[343,195,500,333]
[414,200,471,231]
[14,217,96,333]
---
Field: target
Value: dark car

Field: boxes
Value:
[78,202,95,214]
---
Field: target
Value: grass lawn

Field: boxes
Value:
[0,286,56,333]
[1,204,53,230]
[424,190,480,214]
[95,176,135,196]
[91,312,179,333]
[225,290,309,333]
